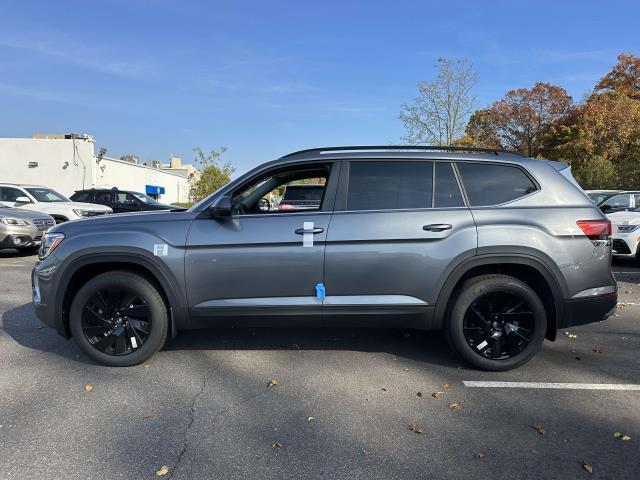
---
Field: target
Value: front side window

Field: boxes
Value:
[115,192,142,206]
[25,187,69,203]
[232,165,330,215]
[456,163,537,206]
[347,161,433,211]
[130,192,161,205]
[0,187,28,202]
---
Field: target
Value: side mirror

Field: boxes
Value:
[15,196,31,204]
[208,195,233,219]
[600,204,612,213]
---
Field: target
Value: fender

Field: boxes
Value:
[54,248,190,335]
[433,252,567,332]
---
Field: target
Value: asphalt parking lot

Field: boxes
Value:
[0,250,638,480]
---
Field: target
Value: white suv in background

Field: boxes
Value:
[608,208,640,262]
[0,184,112,223]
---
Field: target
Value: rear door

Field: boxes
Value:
[322,159,477,324]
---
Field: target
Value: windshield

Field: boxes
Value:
[25,187,70,202]
[130,192,162,205]
[587,192,617,205]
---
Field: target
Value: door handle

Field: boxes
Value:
[295,227,324,235]
[423,224,452,232]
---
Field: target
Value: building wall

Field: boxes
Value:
[0,137,94,196]
[0,137,191,204]
[97,157,190,204]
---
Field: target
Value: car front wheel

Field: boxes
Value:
[445,274,547,371]
[69,271,168,367]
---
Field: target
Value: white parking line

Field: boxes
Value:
[463,381,640,390]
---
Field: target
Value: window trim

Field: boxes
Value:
[454,161,540,207]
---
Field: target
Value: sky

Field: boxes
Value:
[1,0,639,176]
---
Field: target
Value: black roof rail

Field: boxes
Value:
[280,145,526,158]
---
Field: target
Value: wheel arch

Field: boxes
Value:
[56,252,188,338]
[434,254,567,341]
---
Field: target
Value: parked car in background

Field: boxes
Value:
[70,188,186,214]
[596,191,640,213]
[585,190,622,205]
[278,183,324,211]
[608,208,640,262]
[0,205,54,253]
[33,146,617,371]
[0,184,112,223]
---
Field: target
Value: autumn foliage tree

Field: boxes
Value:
[465,82,573,157]
[594,53,640,100]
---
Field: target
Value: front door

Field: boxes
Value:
[185,161,339,324]
[323,160,477,326]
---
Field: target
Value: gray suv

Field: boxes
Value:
[32,146,617,370]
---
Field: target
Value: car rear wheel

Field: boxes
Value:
[445,274,547,371]
[69,271,168,367]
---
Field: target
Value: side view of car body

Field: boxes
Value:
[32,146,617,371]
[0,184,112,223]
[70,188,186,214]
[0,205,54,253]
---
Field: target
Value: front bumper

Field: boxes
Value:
[32,258,65,335]
[560,293,618,329]
[0,232,42,249]
[611,232,639,257]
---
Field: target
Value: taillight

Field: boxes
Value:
[577,220,611,246]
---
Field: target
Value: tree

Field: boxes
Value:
[465,82,573,157]
[189,146,235,201]
[542,91,640,189]
[595,53,640,100]
[399,58,478,146]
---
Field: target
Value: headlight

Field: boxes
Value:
[72,209,92,217]
[0,217,30,226]
[617,224,640,233]
[39,232,65,260]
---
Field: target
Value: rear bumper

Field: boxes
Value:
[560,294,618,329]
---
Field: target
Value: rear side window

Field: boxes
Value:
[457,163,537,206]
[434,162,464,208]
[347,161,433,211]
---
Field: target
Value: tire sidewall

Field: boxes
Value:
[69,272,168,367]
[448,276,547,371]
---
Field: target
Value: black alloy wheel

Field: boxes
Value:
[81,287,151,356]
[462,291,534,360]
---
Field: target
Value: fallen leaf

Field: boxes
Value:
[409,424,423,434]
[416,392,422,397]
[593,346,603,353]
[622,435,631,441]
[532,422,545,435]
[267,379,278,388]
[613,431,623,438]
[442,383,452,389]
[155,465,170,477]
[143,364,150,369]
[143,409,156,419]
[564,331,577,339]
[307,416,315,422]
[582,463,593,474]
[432,391,444,398]
[362,448,370,456]
[403,368,409,372]
[272,442,282,448]
[83,384,94,393]
[381,387,387,392]
[474,453,485,460]
[448,402,461,410]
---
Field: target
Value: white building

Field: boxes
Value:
[0,134,192,204]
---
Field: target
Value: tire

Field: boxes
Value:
[445,274,547,371]
[69,271,168,367]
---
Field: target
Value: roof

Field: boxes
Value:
[0,183,45,188]
[280,145,526,159]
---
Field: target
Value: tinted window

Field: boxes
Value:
[434,162,464,208]
[72,191,92,202]
[347,161,433,211]
[0,187,26,202]
[282,186,324,201]
[604,194,630,208]
[94,191,113,205]
[116,192,141,205]
[457,163,537,206]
